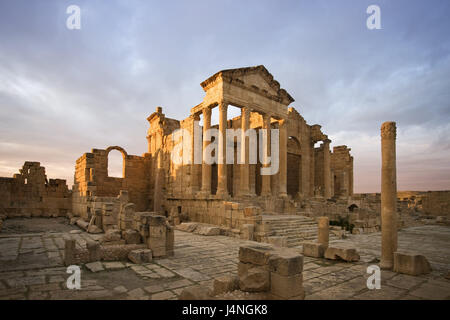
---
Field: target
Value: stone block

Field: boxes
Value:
[239,244,274,266]
[102,229,121,242]
[270,273,304,299]
[268,249,303,276]
[195,225,221,236]
[128,249,153,264]
[87,225,102,234]
[238,263,270,292]
[85,261,104,273]
[393,252,432,276]
[212,275,239,295]
[240,224,254,240]
[178,285,212,300]
[324,247,360,262]
[86,241,101,261]
[267,236,287,247]
[302,242,326,258]
[123,229,141,244]
[244,206,261,217]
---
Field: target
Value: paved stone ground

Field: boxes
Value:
[0,218,449,300]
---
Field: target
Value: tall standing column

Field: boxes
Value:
[216,102,228,197]
[279,119,288,197]
[380,121,398,270]
[191,113,201,194]
[300,139,311,198]
[310,141,315,197]
[323,139,332,199]
[200,107,212,195]
[260,113,272,196]
[240,107,250,196]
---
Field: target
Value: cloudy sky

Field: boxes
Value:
[0,0,449,193]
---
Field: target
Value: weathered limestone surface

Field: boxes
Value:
[317,216,329,248]
[0,162,70,218]
[380,121,398,270]
[324,247,360,262]
[237,244,305,299]
[393,252,432,276]
[302,242,326,258]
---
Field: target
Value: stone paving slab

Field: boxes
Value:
[0,225,449,300]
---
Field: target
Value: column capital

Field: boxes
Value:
[202,106,212,117]
[381,121,396,140]
[323,138,331,145]
[241,106,251,115]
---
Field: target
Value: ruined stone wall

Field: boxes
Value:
[314,145,325,196]
[0,162,71,218]
[331,146,353,197]
[421,191,450,216]
[72,147,151,219]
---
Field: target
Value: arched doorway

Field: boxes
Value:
[106,146,127,178]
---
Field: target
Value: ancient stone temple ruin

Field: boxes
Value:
[68,66,356,247]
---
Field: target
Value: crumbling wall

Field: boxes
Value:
[331,146,353,197]
[421,191,450,216]
[0,162,71,218]
[72,147,151,220]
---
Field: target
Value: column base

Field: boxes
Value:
[380,259,393,270]
[197,190,212,198]
[279,192,288,198]
[215,190,229,199]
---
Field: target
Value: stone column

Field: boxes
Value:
[310,141,315,197]
[317,216,329,248]
[216,101,228,197]
[261,113,272,196]
[191,113,201,194]
[200,107,212,195]
[279,119,288,197]
[380,121,398,270]
[323,139,332,199]
[240,107,250,196]
[300,139,311,198]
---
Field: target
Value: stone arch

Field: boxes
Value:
[106,146,127,178]
[348,204,358,212]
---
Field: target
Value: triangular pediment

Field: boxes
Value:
[201,65,294,105]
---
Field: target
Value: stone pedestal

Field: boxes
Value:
[317,216,329,248]
[380,121,398,270]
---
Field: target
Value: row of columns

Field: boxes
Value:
[199,101,287,198]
